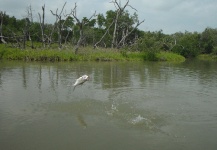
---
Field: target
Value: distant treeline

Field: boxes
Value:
[0,1,217,58]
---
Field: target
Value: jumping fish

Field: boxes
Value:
[73,75,89,91]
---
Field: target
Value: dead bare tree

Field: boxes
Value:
[26,5,34,48]
[71,3,96,54]
[117,19,144,48]
[47,15,58,47]
[64,23,74,45]
[50,2,67,49]
[110,0,131,48]
[22,18,29,49]
[110,0,144,49]
[0,11,7,44]
[94,19,114,49]
[50,2,74,49]
[38,4,46,48]
[4,27,21,48]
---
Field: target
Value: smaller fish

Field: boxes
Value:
[73,75,89,91]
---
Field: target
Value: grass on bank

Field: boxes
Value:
[0,44,185,62]
[197,54,217,61]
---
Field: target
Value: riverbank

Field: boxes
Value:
[0,45,185,62]
[197,54,217,61]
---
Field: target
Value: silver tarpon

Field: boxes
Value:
[73,75,89,91]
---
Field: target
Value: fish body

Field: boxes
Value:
[73,75,89,91]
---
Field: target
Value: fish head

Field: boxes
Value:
[82,75,89,81]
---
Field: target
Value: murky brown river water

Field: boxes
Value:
[0,60,217,150]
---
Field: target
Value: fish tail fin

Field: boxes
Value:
[73,85,76,91]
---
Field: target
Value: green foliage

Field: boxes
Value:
[200,28,217,54]
[145,51,158,61]
[170,32,201,58]
[1,8,144,50]
[97,13,106,28]
[1,6,217,59]
[0,45,7,59]
[212,47,217,55]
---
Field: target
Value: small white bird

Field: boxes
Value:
[73,75,89,91]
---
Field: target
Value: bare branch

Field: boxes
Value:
[50,2,66,20]
[86,11,97,24]
[60,2,67,16]
[127,4,137,11]
[50,2,68,49]
[117,19,145,48]
[110,0,129,11]
[110,0,140,48]
[70,4,78,23]
[70,3,97,53]
[94,20,115,48]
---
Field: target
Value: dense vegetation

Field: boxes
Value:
[0,45,185,62]
[0,1,217,61]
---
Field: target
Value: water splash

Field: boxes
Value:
[111,104,118,112]
[106,103,118,116]
[131,115,150,125]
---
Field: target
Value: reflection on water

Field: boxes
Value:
[0,60,217,150]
